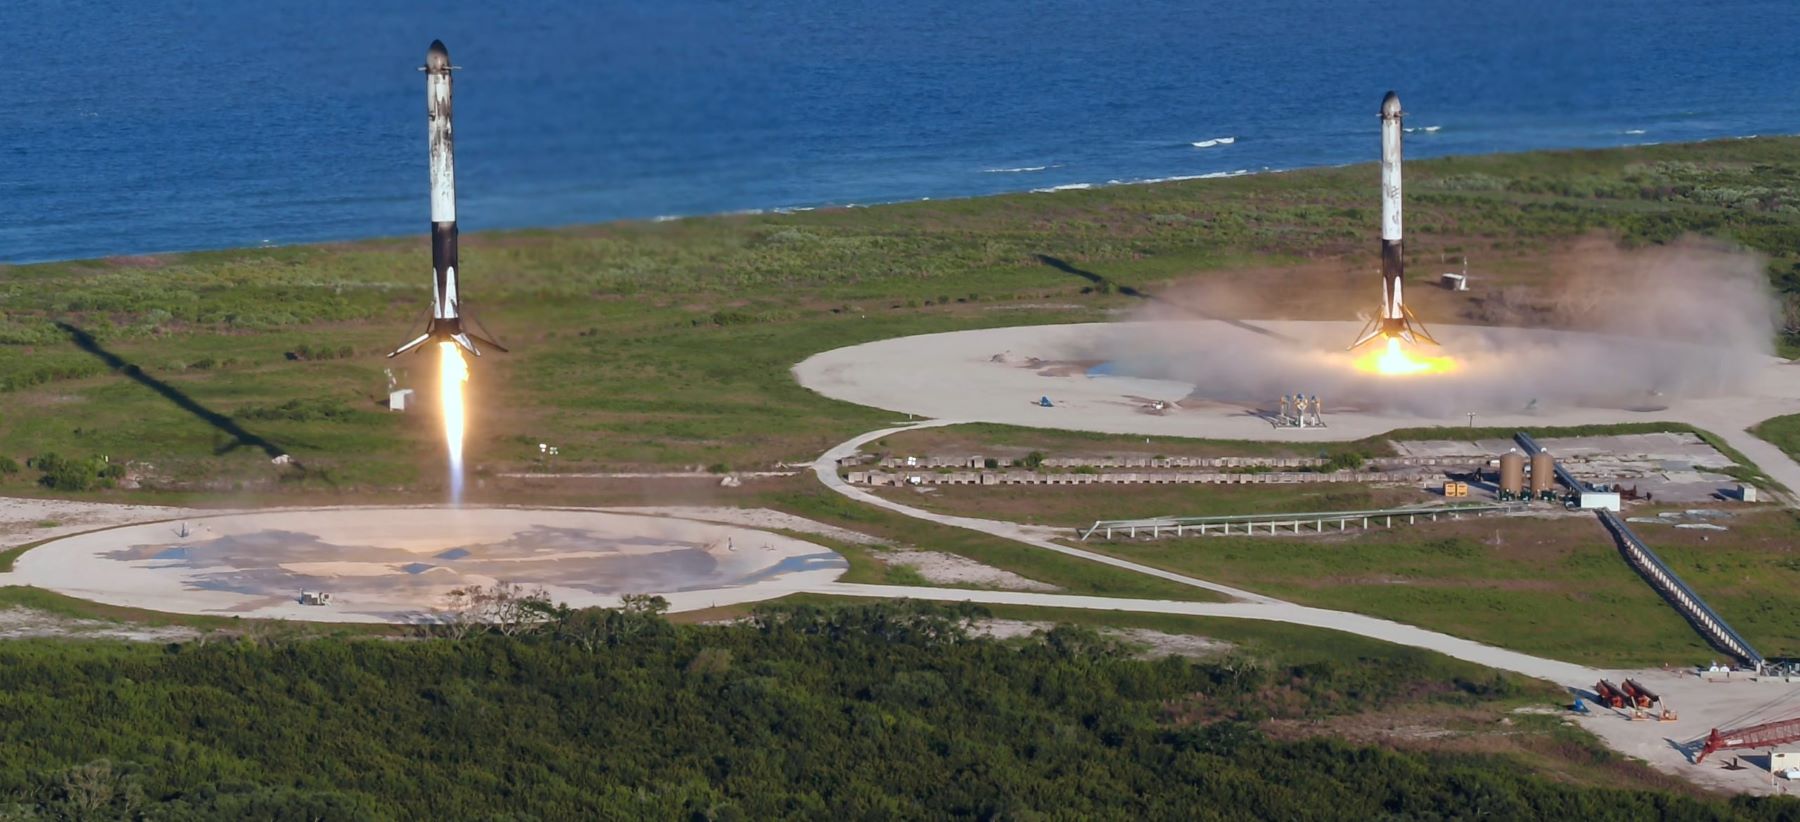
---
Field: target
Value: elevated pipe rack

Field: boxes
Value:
[1515,432,1765,670]
[1078,502,1520,541]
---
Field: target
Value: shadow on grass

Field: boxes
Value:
[1036,254,1293,341]
[56,322,290,461]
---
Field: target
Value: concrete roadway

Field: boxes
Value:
[807,581,1601,687]
[811,420,1611,688]
[811,420,1275,604]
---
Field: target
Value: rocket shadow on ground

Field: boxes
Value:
[1034,255,1293,341]
[56,322,292,462]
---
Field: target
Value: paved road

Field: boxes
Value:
[810,582,1601,687]
[812,421,1277,603]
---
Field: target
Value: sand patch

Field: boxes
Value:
[971,618,1233,659]
[873,550,1058,591]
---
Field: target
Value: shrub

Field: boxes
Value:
[32,452,105,492]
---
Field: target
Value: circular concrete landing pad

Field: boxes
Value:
[13,508,847,623]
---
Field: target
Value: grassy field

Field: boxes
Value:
[1751,412,1800,472]
[1077,505,1800,668]
[6,137,1800,495]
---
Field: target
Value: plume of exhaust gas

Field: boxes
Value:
[1100,236,1778,416]
[439,342,469,505]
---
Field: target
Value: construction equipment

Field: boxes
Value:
[1594,680,1628,710]
[1621,679,1660,709]
[1695,715,1800,764]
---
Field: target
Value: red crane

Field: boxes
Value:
[1695,715,1800,764]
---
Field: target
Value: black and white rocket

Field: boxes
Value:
[1350,91,1436,350]
[390,40,505,358]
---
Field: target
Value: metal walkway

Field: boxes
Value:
[1514,432,1766,670]
[1079,502,1521,541]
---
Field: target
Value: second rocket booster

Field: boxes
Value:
[1351,91,1436,349]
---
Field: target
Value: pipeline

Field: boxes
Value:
[1515,432,1764,670]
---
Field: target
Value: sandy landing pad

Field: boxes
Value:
[12,508,847,623]
[794,321,1800,442]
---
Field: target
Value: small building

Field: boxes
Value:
[1741,484,1759,503]
[1578,491,1622,512]
[389,388,415,412]
[1772,751,1799,778]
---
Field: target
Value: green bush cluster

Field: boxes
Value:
[0,602,1788,819]
[0,360,106,393]
[28,452,123,492]
[287,343,356,361]
[234,398,357,423]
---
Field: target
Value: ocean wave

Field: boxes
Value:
[982,165,1052,173]
[1190,136,1236,148]
[1031,183,1093,193]
[1403,125,1443,134]
[1621,128,1648,135]
[1099,169,1256,187]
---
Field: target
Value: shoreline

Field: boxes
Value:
[7,132,1791,268]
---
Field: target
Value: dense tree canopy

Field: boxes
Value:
[0,603,1791,820]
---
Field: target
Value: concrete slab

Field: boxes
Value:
[12,507,847,622]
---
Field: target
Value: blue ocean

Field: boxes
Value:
[4,0,1798,263]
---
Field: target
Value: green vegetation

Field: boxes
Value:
[9,138,1800,492]
[1081,508,1800,668]
[2,601,1789,819]
[1750,412,1800,475]
[757,482,1223,601]
[26,452,124,492]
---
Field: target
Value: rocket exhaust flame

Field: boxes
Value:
[439,342,468,504]
[1352,336,1457,376]
[387,40,504,505]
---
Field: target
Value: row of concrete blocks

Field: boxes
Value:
[874,454,1488,470]
[848,471,1389,487]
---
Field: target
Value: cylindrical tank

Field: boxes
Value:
[1530,451,1555,496]
[1498,451,1525,499]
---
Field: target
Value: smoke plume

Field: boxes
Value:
[1100,236,1778,417]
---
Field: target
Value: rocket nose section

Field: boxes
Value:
[1381,91,1402,118]
[426,40,452,72]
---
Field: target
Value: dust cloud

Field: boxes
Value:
[1099,237,1779,416]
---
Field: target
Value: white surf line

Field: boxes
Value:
[809,582,1601,688]
[814,421,1280,603]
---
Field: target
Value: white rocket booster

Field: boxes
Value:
[390,40,505,358]
[1350,91,1436,350]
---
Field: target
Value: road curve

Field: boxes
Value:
[811,420,1624,688]
[810,582,1601,687]
[812,421,1277,603]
